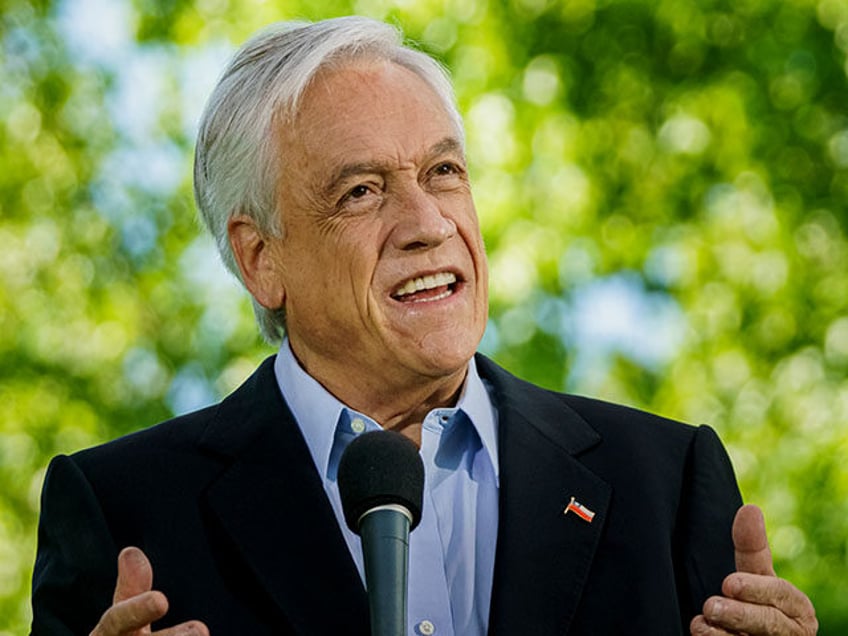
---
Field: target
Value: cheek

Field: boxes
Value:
[457,218,487,267]
[451,198,482,241]
[320,243,383,316]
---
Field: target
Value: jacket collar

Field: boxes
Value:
[476,354,612,635]
[197,356,369,635]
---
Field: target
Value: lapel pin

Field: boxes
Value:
[563,496,595,523]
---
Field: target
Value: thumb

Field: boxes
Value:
[113,546,154,603]
[732,504,776,576]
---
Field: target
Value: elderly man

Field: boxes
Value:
[31,16,816,636]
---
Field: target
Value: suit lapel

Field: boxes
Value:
[192,354,611,634]
[477,356,612,635]
[198,357,369,635]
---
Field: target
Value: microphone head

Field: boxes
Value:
[338,430,424,534]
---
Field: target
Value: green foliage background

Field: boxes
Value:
[2,0,847,632]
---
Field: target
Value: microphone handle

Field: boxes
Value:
[359,505,411,636]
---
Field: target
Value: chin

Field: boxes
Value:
[407,331,480,376]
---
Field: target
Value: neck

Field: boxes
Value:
[326,370,466,447]
[289,344,468,447]
[369,377,465,446]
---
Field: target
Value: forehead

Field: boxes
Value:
[281,60,461,168]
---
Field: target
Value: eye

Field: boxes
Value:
[426,161,466,190]
[348,184,371,199]
[337,181,382,211]
[341,183,378,204]
[433,162,460,176]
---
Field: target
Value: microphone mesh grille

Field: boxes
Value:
[337,430,425,533]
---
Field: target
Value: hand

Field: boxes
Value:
[690,504,817,635]
[90,547,209,636]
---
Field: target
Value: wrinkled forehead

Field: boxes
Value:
[277,61,465,187]
[281,59,463,160]
[283,56,464,143]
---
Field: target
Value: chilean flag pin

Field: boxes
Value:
[563,496,595,523]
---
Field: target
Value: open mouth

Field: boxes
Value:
[391,272,459,303]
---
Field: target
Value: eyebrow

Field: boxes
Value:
[321,136,465,199]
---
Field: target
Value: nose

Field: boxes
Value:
[389,185,457,251]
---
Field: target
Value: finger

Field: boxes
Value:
[702,594,785,635]
[722,573,818,627]
[701,593,818,636]
[689,614,737,635]
[733,504,776,576]
[91,591,168,636]
[114,547,155,603]
[723,573,797,606]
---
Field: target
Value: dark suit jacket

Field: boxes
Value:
[31,354,742,635]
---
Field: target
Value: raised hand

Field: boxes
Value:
[89,547,209,636]
[690,504,817,635]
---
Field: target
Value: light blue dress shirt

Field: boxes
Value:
[274,340,499,636]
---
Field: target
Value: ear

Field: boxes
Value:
[228,214,286,310]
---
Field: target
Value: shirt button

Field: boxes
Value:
[351,418,366,434]
[416,620,435,635]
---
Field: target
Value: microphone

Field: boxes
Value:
[338,430,425,636]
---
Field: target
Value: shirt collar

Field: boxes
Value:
[274,339,346,481]
[455,355,500,481]
[274,339,499,482]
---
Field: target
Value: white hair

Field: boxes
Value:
[193,16,464,343]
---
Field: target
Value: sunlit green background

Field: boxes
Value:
[3,0,847,632]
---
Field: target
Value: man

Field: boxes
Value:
[31,16,817,636]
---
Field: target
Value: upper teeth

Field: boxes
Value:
[395,272,456,297]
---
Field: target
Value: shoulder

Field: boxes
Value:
[560,392,701,451]
[474,353,730,480]
[475,353,699,442]
[56,402,227,511]
[70,403,217,471]
[560,392,732,495]
[69,355,280,479]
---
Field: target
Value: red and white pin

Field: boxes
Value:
[563,496,595,523]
